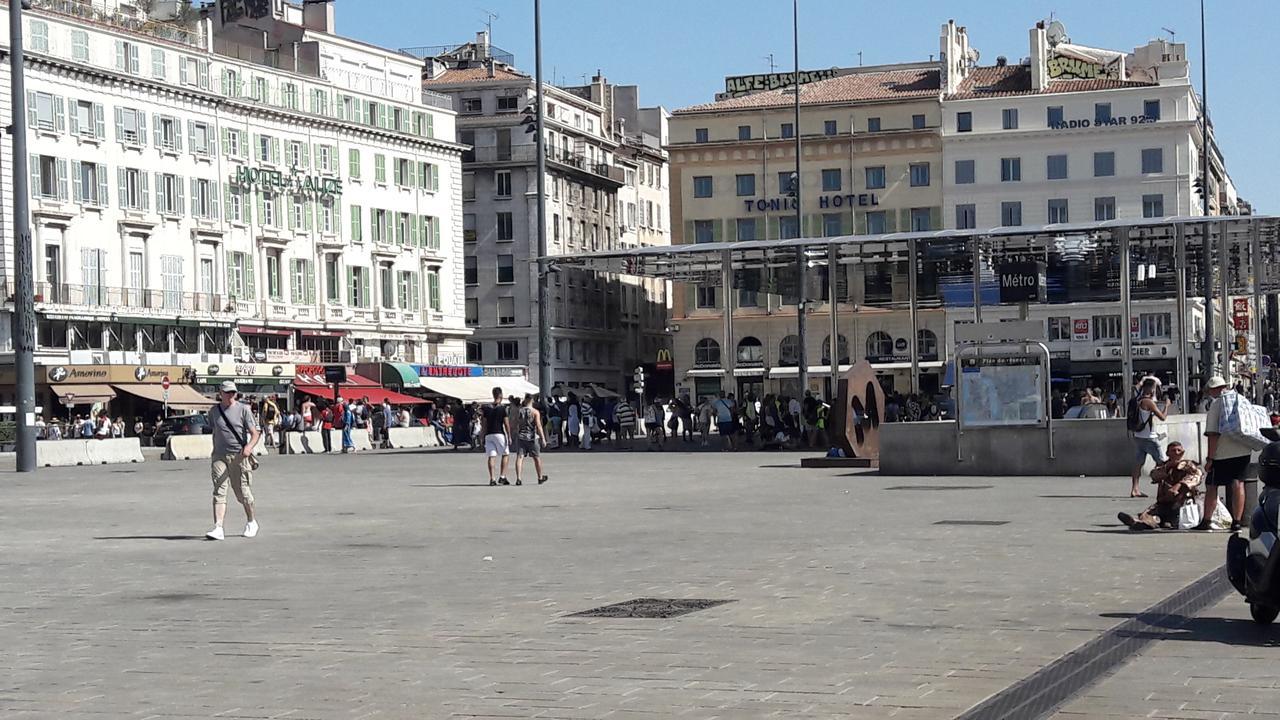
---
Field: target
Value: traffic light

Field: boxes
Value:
[521,105,537,134]
[633,365,646,396]
[1193,177,1205,199]
[785,171,798,197]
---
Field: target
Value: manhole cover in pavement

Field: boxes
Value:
[569,598,734,619]
[933,520,1010,526]
[885,485,992,491]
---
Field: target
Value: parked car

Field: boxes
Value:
[152,414,212,446]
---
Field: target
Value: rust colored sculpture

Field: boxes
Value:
[836,361,884,460]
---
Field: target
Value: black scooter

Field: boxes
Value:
[1226,434,1280,624]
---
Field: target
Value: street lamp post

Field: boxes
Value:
[11,0,37,472]
[533,0,552,396]
[1199,0,1215,380]
[792,0,808,397]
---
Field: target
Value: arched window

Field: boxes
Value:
[737,336,764,366]
[694,338,720,366]
[822,334,850,364]
[778,335,800,366]
[866,331,894,358]
[917,329,939,359]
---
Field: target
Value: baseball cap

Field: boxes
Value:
[218,380,238,394]
[1205,375,1229,390]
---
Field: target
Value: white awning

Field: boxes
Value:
[770,361,944,377]
[417,375,538,402]
[684,368,725,377]
[732,367,766,376]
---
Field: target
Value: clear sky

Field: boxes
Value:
[343,0,1277,214]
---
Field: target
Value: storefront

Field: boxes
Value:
[410,364,538,403]
[38,364,211,422]
[291,365,427,406]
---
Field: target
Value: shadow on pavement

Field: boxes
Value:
[410,483,498,488]
[93,535,203,541]
[1100,611,1280,647]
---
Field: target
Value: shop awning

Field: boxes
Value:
[293,382,428,405]
[52,384,116,404]
[684,368,725,377]
[769,361,945,377]
[417,375,538,402]
[112,383,214,410]
[382,362,421,388]
[237,325,292,336]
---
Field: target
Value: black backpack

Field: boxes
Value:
[1126,396,1149,432]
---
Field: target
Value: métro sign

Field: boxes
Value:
[998,261,1046,304]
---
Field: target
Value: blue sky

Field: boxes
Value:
[345,0,1276,214]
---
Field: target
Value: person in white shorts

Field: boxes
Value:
[482,386,512,486]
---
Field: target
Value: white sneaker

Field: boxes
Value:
[243,520,259,538]
[206,525,224,541]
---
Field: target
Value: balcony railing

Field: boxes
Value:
[31,0,206,50]
[31,282,233,314]
[468,144,625,183]
[421,89,453,112]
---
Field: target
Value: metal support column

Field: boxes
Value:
[791,0,808,397]
[1219,220,1232,379]
[533,0,552,396]
[971,236,983,323]
[10,0,37,472]
[721,250,736,390]
[827,243,839,397]
[908,238,920,394]
[1119,229,1134,390]
[1174,223,1190,409]
[1253,219,1264,403]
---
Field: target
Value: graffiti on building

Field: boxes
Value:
[1047,52,1121,80]
[722,68,841,98]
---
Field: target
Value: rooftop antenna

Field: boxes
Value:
[480,8,499,41]
[857,51,863,66]
[764,53,776,73]
[1162,26,1176,41]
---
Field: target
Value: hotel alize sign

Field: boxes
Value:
[232,166,343,197]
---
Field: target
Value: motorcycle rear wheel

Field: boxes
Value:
[1249,603,1279,625]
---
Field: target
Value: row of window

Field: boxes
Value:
[463,255,517,286]
[691,331,939,367]
[465,339,521,363]
[64,247,440,313]
[692,209,935,245]
[36,317,231,353]
[954,193,1166,229]
[953,149,1164,185]
[956,100,1161,132]
[464,297,518,327]
[695,164,928,199]
[694,114,930,143]
[1045,313,1172,342]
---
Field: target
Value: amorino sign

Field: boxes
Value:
[232,166,343,197]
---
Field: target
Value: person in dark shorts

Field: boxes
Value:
[513,395,549,486]
[1198,376,1251,532]
[482,387,512,486]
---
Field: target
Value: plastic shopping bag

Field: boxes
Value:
[1178,500,1203,530]
[1218,391,1270,451]
[1209,502,1234,530]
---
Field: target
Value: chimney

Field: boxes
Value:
[301,0,335,33]
[486,56,495,78]
[1028,22,1049,91]
[996,56,1007,66]
[475,30,490,59]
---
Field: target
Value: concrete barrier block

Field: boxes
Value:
[84,438,145,465]
[386,426,431,449]
[163,434,213,460]
[286,431,327,454]
[36,440,93,467]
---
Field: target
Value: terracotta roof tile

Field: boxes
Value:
[423,66,529,86]
[674,68,941,114]
[948,64,1154,100]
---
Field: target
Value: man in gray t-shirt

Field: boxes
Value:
[205,381,262,541]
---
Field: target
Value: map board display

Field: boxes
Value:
[958,355,1046,427]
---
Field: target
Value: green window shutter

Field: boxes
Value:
[256,192,265,225]
[899,209,910,232]
[304,200,313,231]
[929,206,941,232]
[712,219,723,243]
[431,216,441,249]
[306,261,315,303]
[682,220,694,245]
[428,272,438,311]
[226,253,236,297]
[350,205,361,242]
[361,269,370,308]
[346,267,355,305]
[245,253,256,300]
[408,213,419,246]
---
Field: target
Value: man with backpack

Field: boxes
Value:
[1198,375,1252,532]
[513,394,549,486]
[1128,378,1169,498]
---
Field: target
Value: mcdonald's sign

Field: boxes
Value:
[655,349,674,371]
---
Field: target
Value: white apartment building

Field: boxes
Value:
[423,36,669,392]
[0,0,468,413]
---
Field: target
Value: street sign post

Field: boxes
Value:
[162,375,171,417]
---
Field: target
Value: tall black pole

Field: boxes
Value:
[534,0,551,396]
[11,0,36,472]
[1199,0,1214,380]
[793,0,808,396]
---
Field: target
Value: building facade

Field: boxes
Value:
[423,34,669,392]
[667,65,947,400]
[0,0,468,415]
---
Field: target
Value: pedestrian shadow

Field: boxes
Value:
[1041,494,1124,499]
[93,535,203,541]
[409,483,498,488]
[1064,527,1175,535]
[1099,611,1280,647]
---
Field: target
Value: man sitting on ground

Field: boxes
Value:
[1118,441,1202,531]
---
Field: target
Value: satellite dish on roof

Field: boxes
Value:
[1046,20,1069,47]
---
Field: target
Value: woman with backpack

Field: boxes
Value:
[1128,378,1169,498]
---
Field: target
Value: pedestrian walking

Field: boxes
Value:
[514,395,549,485]
[566,393,581,448]
[301,397,316,430]
[712,391,737,451]
[645,397,665,450]
[697,396,713,446]
[205,381,261,541]
[482,387,512,485]
[614,398,637,446]
[261,395,280,448]
[340,401,356,453]
[1127,378,1168,498]
[320,402,333,453]
[1197,376,1251,532]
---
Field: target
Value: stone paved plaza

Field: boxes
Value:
[2,447,1278,719]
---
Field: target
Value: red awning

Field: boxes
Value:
[238,325,292,336]
[301,329,345,337]
[292,383,428,405]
